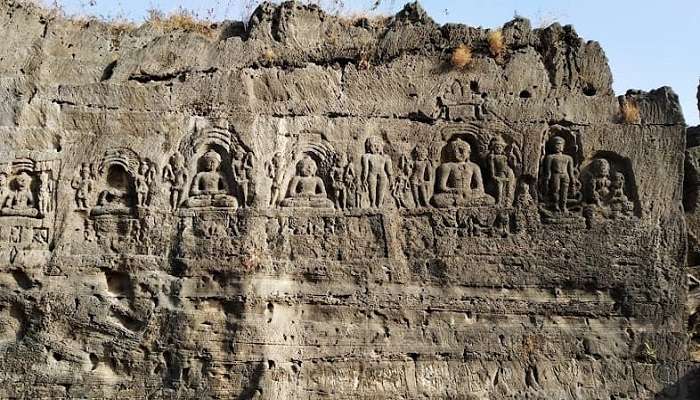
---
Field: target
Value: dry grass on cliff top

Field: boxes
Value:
[145,8,215,37]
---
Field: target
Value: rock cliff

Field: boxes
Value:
[0,0,696,398]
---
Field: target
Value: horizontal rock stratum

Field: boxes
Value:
[0,0,697,398]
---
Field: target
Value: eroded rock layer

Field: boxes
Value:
[0,0,696,398]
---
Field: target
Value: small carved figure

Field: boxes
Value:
[331,153,349,210]
[232,146,255,207]
[361,137,393,208]
[0,173,11,209]
[345,155,359,208]
[2,172,38,217]
[609,172,634,216]
[587,158,611,207]
[280,156,334,208]
[38,170,53,216]
[392,154,413,208]
[543,136,576,213]
[514,179,535,208]
[71,163,94,210]
[431,139,495,208]
[185,150,238,208]
[410,144,434,208]
[135,160,150,207]
[145,159,158,206]
[487,137,516,207]
[162,152,187,211]
[266,152,284,208]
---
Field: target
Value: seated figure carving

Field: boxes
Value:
[185,150,238,208]
[609,172,634,216]
[431,139,495,208]
[280,156,334,208]
[2,172,39,217]
[588,158,611,207]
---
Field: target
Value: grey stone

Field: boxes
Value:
[0,0,694,398]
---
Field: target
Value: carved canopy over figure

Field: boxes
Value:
[185,150,238,208]
[431,139,495,208]
[280,156,333,208]
[361,137,393,208]
[2,172,38,217]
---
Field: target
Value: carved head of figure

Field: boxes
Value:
[201,150,222,172]
[0,173,7,188]
[80,163,91,179]
[170,152,184,170]
[612,172,625,189]
[413,144,429,161]
[139,160,149,175]
[550,136,566,154]
[335,153,347,167]
[232,145,245,161]
[592,158,610,177]
[16,172,31,190]
[365,137,384,155]
[448,139,471,163]
[297,156,318,177]
[490,137,507,155]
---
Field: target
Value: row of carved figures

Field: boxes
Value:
[69,135,636,220]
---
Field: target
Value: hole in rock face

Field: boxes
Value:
[520,90,532,99]
[469,80,480,93]
[583,83,597,96]
[90,353,99,370]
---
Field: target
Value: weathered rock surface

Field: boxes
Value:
[0,0,696,398]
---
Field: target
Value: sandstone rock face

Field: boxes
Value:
[0,1,696,398]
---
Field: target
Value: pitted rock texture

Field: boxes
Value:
[0,0,696,398]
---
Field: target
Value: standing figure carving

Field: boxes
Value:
[2,172,38,217]
[71,163,94,210]
[431,139,495,208]
[392,154,413,209]
[361,137,393,209]
[0,173,9,207]
[266,152,284,207]
[331,153,349,210]
[280,156,333,208]
[185,150,238,208]
[135,160,150,207]
[542,136,577,213]
[163,152,187,211]
[410,144,433,208]
[232,146,255,208]
[38,170,53,216]
[345,155,359,208]
[487,137,516,207]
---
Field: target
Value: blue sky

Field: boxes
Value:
[50,0,700,125]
